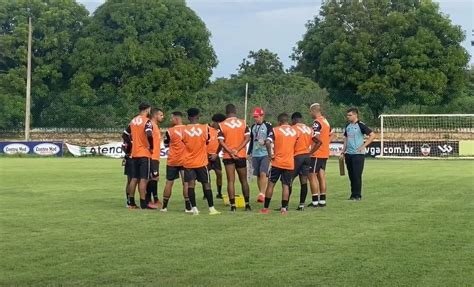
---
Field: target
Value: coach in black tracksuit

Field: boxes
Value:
[340,108,376,200]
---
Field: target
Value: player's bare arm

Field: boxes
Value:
[218,139,237,158]
[340,136,348,158]
[309,134,322,155]
[163,131,170,148]
[210,144,223,161]
[265,139,273,159]
[235,134,250,155]
[145,120,154,152]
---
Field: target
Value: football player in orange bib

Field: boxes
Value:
[308,103,334,208]
[207,113,226,199]
[160,112,191,213]
[181,108,220,215]
[290,112,313,211]
[145,108,164,208]
[218,104,251,211]
[259,113,299,215]
[122,102,155,209]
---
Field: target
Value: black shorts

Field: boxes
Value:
[310,157,327,173]
[184,166,210,183]
[131,157,151,180]
[150,160,159,179]
[207,156,222,171]
[124,156,133,176]
[222,158,247,169]
[269,166,292,186]
[166,165,183,181]
[293,154,310,177]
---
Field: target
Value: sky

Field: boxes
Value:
[78,0,473,79]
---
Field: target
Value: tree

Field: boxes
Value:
[190,49,345,127]
[294,0,470,118]
[61,0,217,127]
[0,0,89,129]
[238,49,284,76]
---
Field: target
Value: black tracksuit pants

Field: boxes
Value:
[345,154,365,198]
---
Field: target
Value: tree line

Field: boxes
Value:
[0,0,471,130]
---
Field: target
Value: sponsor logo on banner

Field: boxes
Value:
[3,143,30,155]
[0,141,63,156]
[34,143,61,156]
[66,142,124,158]
[329,141,459,157]
[437,144,453,154]
[66,142,169,158]
[421,144,431,156]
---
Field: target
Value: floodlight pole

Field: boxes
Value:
[25,16,32,141]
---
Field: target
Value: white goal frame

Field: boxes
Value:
[378,114,474,159]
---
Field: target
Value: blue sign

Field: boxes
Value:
[0,141,64,157]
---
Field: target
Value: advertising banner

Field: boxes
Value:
[329,141,459,157]
[0,141,63,157]
[62,141,459,158]
[65,142,169,158]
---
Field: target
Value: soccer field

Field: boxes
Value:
[0,158,473,286]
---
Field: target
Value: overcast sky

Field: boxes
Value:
[78,0,473,79]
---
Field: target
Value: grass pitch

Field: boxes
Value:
[0,158,473,286]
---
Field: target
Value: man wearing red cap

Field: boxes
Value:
[248,107,273,203]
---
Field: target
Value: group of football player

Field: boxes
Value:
[122,102,333,215]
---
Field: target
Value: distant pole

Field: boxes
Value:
[25,16,32,141]
[244,82,248,123]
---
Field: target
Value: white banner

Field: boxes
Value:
[66,142,169,158]
[66,142,124,158]
[65,141,344,159]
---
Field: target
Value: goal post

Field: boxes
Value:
[378,114,474,159]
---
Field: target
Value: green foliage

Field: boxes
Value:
[294,0,470,118]
[59,0,217,128]
[238,49,284,77]
[189,50,350,127]
[0,0,216,129]
[0,0,90,129]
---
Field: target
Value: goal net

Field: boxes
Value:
[379,114,474,159]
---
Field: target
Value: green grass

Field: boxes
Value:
[0,158,473,286]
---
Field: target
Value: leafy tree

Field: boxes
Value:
[190,49,349,127]
[0,0,89,128]
[294,0,470,118]
[238,49,284,77]
[62,0,217,127]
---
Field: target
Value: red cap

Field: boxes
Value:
[253,107,264,118]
